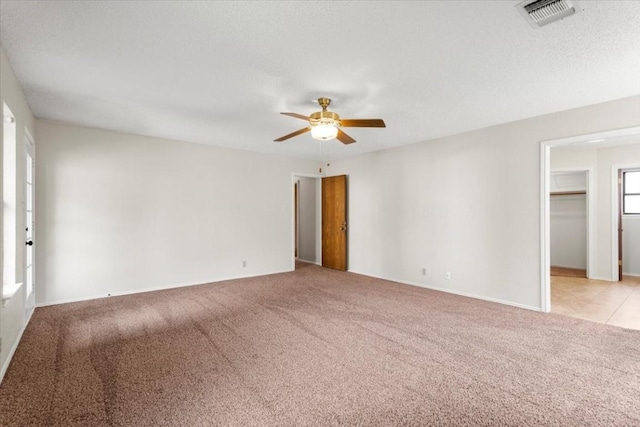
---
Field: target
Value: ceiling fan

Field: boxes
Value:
[274,97,386,144]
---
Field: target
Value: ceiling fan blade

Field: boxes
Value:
[281,112,311,121]
[340,119,386,128]
[274,127,311,142]
[336,129,356,144]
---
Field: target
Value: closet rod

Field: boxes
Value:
[550,191,586,196]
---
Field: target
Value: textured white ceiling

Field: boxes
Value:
[1,1,639,160]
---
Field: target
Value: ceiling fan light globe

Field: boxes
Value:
[311,124,339,141]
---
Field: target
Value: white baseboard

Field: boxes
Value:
[550,265,586,270]
[0,308,35,384]
[349,270,542,312]
[36,270,289,308]
[588,273,640,280]
[589,275,616,281]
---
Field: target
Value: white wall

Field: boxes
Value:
[298,177,318,263]
[328,95,640,310]
[0,46,36,381]
[623,216,640,276]
[550,170,587,193]
[552,142,640,279]
[35,120,318,305]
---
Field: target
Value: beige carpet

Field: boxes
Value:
[1,265,639,426]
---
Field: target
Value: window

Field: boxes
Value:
[3,102,18,303]
[623,170,640,215]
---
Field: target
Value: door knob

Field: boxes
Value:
[26,240,33,246]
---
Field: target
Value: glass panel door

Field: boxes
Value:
[25,149,34,296]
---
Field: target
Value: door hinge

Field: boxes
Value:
[619,260,623,266]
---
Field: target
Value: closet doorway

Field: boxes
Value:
[549,171,588,278]
[293,175,322,269]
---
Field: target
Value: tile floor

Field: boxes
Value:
[551,274,640,330]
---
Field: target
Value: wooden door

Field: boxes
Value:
[322,175,348,271]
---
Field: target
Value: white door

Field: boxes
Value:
[24,138,35,313]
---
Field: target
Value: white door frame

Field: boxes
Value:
[612,163,640,280]
[540,125,640,312]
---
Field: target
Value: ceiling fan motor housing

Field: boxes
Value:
[309,110,341,127]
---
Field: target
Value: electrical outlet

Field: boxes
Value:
[242,261,247,268]
[421,268,426,276]
[445,272,451,280]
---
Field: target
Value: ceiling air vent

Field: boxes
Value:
[516,0,579,28]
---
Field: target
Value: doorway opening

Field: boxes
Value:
[540,126,640,326]
[293,174,322,270]
[549,170,588,279]
[292,173,349,272]
[619,168,640,279]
